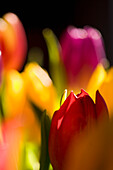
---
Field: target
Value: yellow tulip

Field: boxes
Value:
[23,62,57,117]
[86,63,107,101]
[86,64,113,117]
[99,68,113,116]
[2,69,41,144]
[2,69,26,118]
[63,118,113,170]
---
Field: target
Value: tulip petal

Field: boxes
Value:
[99,67,113,116]
[49,92,76,169]
[23,62,57,117]
[49,90,97,169]
[2,13,27,70]
[95,90,108,119]
[77,89,96,123]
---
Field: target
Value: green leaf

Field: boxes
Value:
[42,28,67,97]
[40,110,51,170]
[0,77,6,120]
[29,100,43,122]
[29,100,52,169]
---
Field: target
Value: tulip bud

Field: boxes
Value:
[0,12,27,71]
[2,69,26,118]
[60,26,107,91]
[23,62,57,117]
[48,89,108,170]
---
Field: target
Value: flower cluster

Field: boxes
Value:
[0,12,113,170]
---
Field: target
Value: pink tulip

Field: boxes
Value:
[0,117,23,170]
[60,26,106,89]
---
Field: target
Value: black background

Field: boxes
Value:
[0,0,112,69]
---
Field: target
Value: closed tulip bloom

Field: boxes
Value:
[0,12,27,71]
[23,62,57,117]
[2,69,26,118]
[48,89,108,170]
[60,26,106,90]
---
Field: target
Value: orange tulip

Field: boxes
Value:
[0,12,27,71]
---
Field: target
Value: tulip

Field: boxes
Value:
[2,69,41,144]
[0,12,27,71]
[2,69,26,118]
[0,50,3,85]
[0,117,24,170]
[22,62,57,117]
[60,26,107,91]
[48,89,108,170]
[63,116,112,170]
[86,64,113,117]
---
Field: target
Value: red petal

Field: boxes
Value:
[76,89,88,98]
[77,89,96,124]
[48,91,76,169]
[95,90,109,119]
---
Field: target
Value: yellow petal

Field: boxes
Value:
[86,63,107,101]
[23,62,57,117]
[99,67,113,116]
[63,119,112,170]
[2,69,26,118]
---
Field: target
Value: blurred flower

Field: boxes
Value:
[60,26,107,91]
[0,117,24,170]
[2,69,26,118]
[1,69,41,145]
[48,89,108,170]
[63,116,112,170]
[87,64,113,117]
[0,50,3,85]
[0,12,27,71]
[22,62,57,117]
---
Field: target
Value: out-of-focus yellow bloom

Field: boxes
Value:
[2,69,41,144]
[86,63,107,101]
[87,64,113,117]
[22,62,57,117]
[2,69,26,118]
[99,68,113,116]
[0,12,27,71]
[63,118,113,170]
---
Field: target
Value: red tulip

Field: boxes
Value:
[48,89,108,170]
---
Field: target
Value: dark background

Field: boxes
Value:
[0,0,113,69]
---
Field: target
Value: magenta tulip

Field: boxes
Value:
[60,26,106,89]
